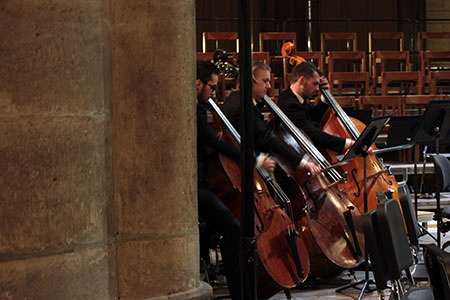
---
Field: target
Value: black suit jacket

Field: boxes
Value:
[197,103,240,187]
[277,87,346,153]
[221,91,305,168]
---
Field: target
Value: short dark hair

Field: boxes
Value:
[290,61,321,83]
[197,60,219,83]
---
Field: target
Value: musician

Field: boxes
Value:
[277,62,353,154]
[221,61,320,175]
[196,60,246,300]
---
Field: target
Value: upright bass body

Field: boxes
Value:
[207,99,310,299]
[320,89,400,212]
[263,95,365,278]
[272,123,365,277]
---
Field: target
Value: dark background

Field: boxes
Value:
[196,0,426,53]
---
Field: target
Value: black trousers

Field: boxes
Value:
[198,186,244,300]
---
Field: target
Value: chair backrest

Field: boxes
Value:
[202,32,239,53]
[397,182,421,247]
[418,32,450,51]
[359,95,402,116]
[328,51,367,73]
[329,72,370,97]
[259,32,297,54]
[362,209,389,291]
[423,243,450,300]
[431,154,450,192]
[376,199,413,280]
[369,32,405,52]
[372,50,411,73]
[321,32,358,52]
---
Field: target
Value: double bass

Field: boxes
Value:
[281,42,400,213]
[263,95,365,278]
[207,98,310,299]
[320,89,400,212]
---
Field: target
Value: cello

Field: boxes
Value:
[207,98,310,299]
[262,95,365,278]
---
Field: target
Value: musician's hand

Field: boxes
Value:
[320,77,330,90]
[261,156,276,173]
[367,147,374,155]
[305,161,320,176]
[260,155,276,173]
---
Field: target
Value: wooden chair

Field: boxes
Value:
[371,51,422,95]
[321,32,358,52]
[369,32,405,76]
[368,32,418,95]
[359,95,402,116]
[321,32,358,76]
[381,68,423,96]
[259,32,297,95]
[202,32,239,53]
[328,51,366,74]
[418,32,450,53]
[420,51,450,93]
[327,51,369,96]
[329,72,370,97]
[368,32,404,53]
[418,32,450,94]
[430,71,450,94]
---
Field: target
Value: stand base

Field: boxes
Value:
[336,279,376,300]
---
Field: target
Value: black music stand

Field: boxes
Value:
[374,100,450,247]
[335,115,391,300]
[411,100,450,247]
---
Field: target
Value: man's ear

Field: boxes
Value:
[298,75,305,85]
[196,79,203,93]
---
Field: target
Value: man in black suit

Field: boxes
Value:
[221,62,319,174]
[196,60,245,300]
[277,62,353,154]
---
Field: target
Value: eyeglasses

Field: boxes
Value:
[205,82,217,91]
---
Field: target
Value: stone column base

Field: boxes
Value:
[149,282,213,300]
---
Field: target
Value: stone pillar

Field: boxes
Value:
[111,0,211,298]
[0,0,210,299]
